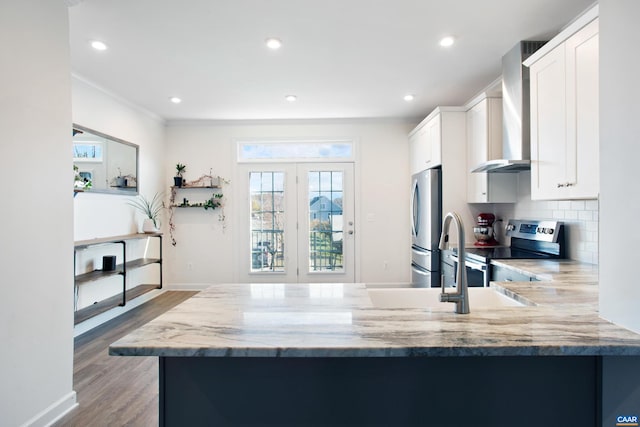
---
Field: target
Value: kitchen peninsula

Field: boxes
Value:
[110,263,640,426]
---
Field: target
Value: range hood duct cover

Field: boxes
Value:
[472,40,546,173]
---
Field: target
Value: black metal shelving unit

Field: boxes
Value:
[73,233,163,324]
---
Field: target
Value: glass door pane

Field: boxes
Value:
[307,170,344,272]
[298,163,354,283]
[249,172,285,272]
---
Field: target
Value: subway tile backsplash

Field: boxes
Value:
[491,172,599,265]
[520,200,598,264]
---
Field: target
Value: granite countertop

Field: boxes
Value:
[490,259,599,306]
[110,258,640,358]
[490,258,599,283]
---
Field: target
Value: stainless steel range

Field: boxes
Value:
[451,219,565,287]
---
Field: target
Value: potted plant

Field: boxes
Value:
[174,163,186,187]
[114,167,126,187]
[127,192,164,233]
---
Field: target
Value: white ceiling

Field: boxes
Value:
[68,0,595,122]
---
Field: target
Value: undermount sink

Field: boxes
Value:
[367,287,524,311]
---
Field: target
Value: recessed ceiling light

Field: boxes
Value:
[404,94,415,102]
[265,38,282,50]
[169,97,182,104]
[439,36,455,47]
[285,95,297,102]
[91,40,108,51]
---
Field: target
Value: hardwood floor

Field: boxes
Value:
[55,291,198,427]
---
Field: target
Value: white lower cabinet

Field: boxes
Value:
[528,18,599,200]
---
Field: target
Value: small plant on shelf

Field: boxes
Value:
[203,194,224,210]
[174,163,186,187]
[127,192,164,233]
[172,194,223,209]
[74,164,92,191]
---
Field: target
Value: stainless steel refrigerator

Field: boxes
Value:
[411,167,441,287]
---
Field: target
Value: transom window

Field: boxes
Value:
[238,140,353,162]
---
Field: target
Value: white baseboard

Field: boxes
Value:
[165,282,213,291]
[21,391,77,427]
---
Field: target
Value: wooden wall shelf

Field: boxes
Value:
[169,182,225,246]
[73,284,157,324]
[75,232,162,249]
[171,185,221,189]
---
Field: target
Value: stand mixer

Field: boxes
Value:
[473,213,499,246]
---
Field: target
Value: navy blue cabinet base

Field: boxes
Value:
[159,356,598,427]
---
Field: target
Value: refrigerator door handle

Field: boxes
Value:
[410,179,419,237]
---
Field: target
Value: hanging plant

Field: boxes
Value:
[203,194,223,210]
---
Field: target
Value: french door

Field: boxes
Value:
[237,163,355,283]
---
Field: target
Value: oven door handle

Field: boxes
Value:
[450,254,487,272]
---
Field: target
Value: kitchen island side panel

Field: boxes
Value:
[160,356,597,427]
[601,356,640,426]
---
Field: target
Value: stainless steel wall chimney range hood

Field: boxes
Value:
[472,41,546,173]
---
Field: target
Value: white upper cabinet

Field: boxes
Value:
[425,114,442,168]
[409,112,442,173]
[527,16,599,200]
[409,123,429,174]
[466,96,517,203]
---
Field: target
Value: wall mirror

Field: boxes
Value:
[73,124,139,195]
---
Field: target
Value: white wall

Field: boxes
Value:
[599,0,640,333]
[164,119,412,286]
[72,77,166,239]
[71,78,166,309]
[0,2,76,425]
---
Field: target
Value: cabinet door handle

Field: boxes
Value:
[481,192,487,195]
[557,183,566,188]
[565,182,574,187]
